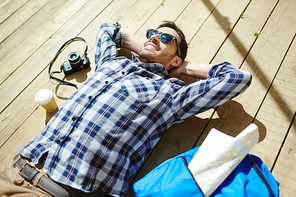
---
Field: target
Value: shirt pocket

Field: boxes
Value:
[121,75,162,103]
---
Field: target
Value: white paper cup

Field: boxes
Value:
[35,89,58,112]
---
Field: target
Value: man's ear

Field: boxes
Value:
[170,56,182,68]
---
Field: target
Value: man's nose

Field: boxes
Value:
[149,33,160,43]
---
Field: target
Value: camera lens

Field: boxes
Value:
[68,52,81,64]
[70,53,77,59]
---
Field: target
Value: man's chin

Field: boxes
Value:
[139,51,157,63]
[139,55,153,63]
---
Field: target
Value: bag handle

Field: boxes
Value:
[246,155,275,197]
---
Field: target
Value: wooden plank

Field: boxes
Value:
[133,0,192,39]
[0,94,56,164]
[0,0,50,43]
[186,0,250,63]
[272,117,296,197]
[176,0,221,42]
[0,0,68,61]
[195,0,296,169]
[118,0,163,34]
[178,0,277,85]
[244,0,296,168]
[0,0,28,24]
[0,0,12,9]
[0,0,90,110]
[249,34,296,171]
[211,0,278,66]
[0,0,91,84]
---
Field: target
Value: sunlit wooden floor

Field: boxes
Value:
[0,0,295,196]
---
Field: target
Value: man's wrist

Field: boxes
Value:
[121,31,132,48]
[181,61,212,79]
[119,28,142,55]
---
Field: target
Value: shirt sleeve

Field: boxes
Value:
[173,61,252,120]
[94,22,122,70]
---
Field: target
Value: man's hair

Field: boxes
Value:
[157,21,188,61]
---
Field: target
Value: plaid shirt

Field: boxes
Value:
[19,23,252,197]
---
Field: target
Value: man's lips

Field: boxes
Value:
[145,42,160,51]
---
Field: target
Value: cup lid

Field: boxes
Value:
[35,89,53,105]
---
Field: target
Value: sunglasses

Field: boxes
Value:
[146,29,181,58]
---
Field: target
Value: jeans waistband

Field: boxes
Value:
[13,154,69,197]
[13,154,114,197]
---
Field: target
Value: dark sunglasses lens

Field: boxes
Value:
[160,34,174,44]
[146,30,175,44]
[146,29,158,38]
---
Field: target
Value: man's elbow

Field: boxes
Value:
[242,70,252,87]
[235,70,252,93]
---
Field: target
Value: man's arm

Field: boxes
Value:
[171,61,252,120]
[94,23,121,69]
[94,22,142,69]
[120,28,142,55]
[169,61,214,80]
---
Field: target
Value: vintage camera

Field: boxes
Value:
[61,52,90,76]
[49,37,91,88]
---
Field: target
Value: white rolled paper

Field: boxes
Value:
[188,123,259,196]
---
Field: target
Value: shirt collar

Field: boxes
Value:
[132,54,170,79]
[132,54,186,86]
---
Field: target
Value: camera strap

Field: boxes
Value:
[48,37,88,89]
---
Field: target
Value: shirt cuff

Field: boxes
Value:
[113,22,122,48]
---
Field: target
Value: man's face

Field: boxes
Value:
[138,27,181,70]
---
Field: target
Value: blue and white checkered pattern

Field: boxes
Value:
[18,23,252,197]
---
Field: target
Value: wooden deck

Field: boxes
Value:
[0,0,295,196]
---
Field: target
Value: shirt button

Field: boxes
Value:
[55,139,60,144]
[105,81,109,84]
[88,96,92,100]
[72,116,76,121]
[122,71,125,75]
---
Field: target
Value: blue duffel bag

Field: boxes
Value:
[133,147,279,197]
